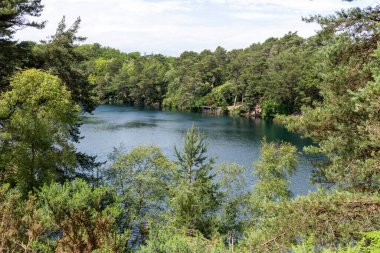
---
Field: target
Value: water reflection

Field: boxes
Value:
[77,105,316,195]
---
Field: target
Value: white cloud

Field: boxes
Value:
[210,0,374,12]
[14,0,378,56]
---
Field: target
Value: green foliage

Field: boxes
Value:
[0,0,44,39]
[254,33,311,117]
[0,184,50,252]
[76,43,136,61]
[231,140,299,252]
[217,162,247,199]
[124,55,170,106]
[292,231,380,253]
[0,180,128,253]
[170,126,221,237]
[303,4,380,45]
[0,2,379,252]
[38,179,128,253]
[281,11,380,191]
[240,190,380,252]
[336,231,380,253]
[261,99,283,118]
[253,140,298,202]
[75,33,319,114]
[33,16,97,112]
[215,162,250,242]
[163,49,227,110]
[173,126,215,184]
[0,69,80,195]
[0,40,38,88]
[0,0,44,87]
[291,237,316,253]
[73,31,321,116]
[137,226,227,253]
[106,145,174,230]
[84,52,170,106]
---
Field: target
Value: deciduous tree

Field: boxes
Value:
[0,69,80,194]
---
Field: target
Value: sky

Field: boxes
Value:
[15,0,378,56]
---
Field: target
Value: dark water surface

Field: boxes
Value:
[77,105,316,195]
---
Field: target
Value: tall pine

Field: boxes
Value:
[169,126,221,237]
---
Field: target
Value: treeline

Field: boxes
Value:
[0,0,380,252]
[77,32,319,117]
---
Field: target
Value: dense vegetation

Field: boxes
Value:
[0,0,379,252]
[76,32,318,117]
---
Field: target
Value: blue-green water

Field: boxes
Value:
[77,105,316,195]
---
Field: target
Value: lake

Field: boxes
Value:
[77,105,316,195]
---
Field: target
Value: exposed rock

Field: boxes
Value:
[227,104,242,111]
[250,104,262,118]
[201,106,224,115]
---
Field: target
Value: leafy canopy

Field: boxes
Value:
[106,145,174,233]
[0,69,80,195]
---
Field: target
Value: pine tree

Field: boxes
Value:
[169,126,221,237]
[0,0,44,40]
